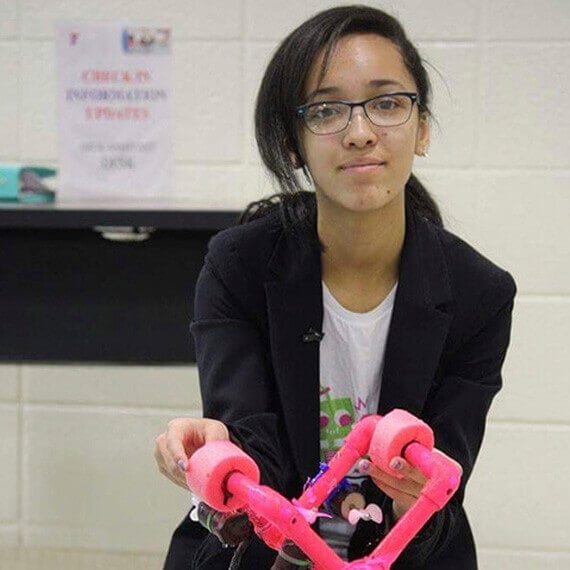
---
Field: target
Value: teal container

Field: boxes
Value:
[0,165,56,203]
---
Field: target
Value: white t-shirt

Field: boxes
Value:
[319,280,397,556]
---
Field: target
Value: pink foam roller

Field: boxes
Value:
[369,409,434,474]
[185,440,260,512]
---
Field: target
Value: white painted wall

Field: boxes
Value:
[1,1,569,568]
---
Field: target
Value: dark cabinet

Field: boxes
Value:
[0,203,239,362]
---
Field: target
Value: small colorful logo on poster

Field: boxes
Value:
[122,28,170,54]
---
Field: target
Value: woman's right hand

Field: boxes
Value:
[154,417,230,490]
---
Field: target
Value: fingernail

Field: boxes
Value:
[178,460,187,472]
[390,458,403,470]
[359,459,370,472]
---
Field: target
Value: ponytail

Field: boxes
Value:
[405,174,443,227]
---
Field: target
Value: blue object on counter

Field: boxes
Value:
[0,165,57,203]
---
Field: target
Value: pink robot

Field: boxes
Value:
[185,409,462,569]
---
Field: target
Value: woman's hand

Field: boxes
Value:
[359,450,462,520]
[154,417,230,490]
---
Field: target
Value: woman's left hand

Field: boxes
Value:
[358,450,462,520]
[358,456,427,520]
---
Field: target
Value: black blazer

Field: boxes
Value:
[164,199,516,570]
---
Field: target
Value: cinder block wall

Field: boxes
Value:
[1,1,569,569]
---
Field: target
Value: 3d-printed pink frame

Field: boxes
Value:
[186,409,462,569]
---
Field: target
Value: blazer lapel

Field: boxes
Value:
[379,209,454,416]
[264,230,323,479]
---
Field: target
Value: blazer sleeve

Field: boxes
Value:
[390,269,517,567]
[190,234,297,497]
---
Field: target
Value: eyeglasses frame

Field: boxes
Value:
[295,91,420,135]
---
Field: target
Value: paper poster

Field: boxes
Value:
[56,22,171,199]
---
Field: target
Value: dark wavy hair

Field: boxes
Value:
[242,4,442,230]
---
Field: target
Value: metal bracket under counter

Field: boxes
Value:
[93,226,156,242]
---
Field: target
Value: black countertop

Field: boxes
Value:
[0,199,241,230]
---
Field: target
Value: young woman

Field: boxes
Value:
[155,5,516,569]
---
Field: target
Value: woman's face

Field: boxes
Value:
[299,33,429,215]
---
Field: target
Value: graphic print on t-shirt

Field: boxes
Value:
[319,383,369,528]
[320,385,356,462]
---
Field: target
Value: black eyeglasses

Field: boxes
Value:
[296,92,419,135]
